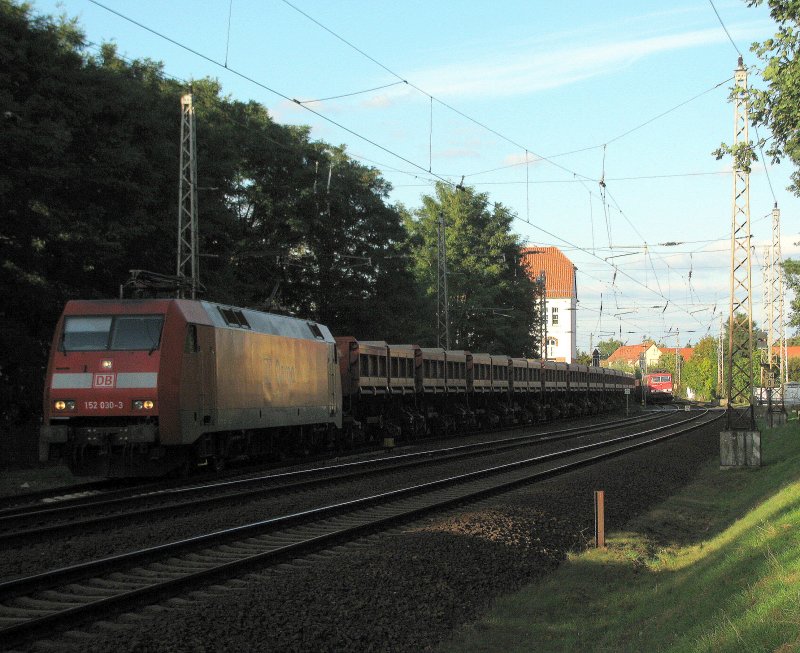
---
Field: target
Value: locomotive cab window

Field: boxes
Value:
[62,315,164,352]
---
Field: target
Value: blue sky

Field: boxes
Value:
[32,0,799,351]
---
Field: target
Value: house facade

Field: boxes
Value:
[521,246,577,363]
[605,342,663,371]
[605,342,695,372]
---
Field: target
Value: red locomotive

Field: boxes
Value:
[40,299,636,477]
[40,299,341,476]
[643,371,674,403]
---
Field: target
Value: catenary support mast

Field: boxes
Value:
[177,92,200,299]
[721,57,760,467]
[725,57,756,430]
[766,204,787,421]
[436,211,450,349]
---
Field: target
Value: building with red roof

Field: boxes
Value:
[605,342,694,372]
[659,346,695,363]
[520,246,577,362]
[606,343,662,369]
[785,345,800,360]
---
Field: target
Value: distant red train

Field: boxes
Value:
[643,371,674,403]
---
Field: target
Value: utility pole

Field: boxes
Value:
[765,203,787,424]
[717,314,724,394]
[436,211,450,349]
[534,271,547,359]
[763,243,773,390]
[177,91,200,299]
[722,57,760,467]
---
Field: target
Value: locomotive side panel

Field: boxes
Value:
[213,328,340,431]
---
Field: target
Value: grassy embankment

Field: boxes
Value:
[441,417,800,652]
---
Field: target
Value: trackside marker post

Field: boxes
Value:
[594,490,605,548]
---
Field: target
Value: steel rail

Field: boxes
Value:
[0,410,719,648]
[1,412,649,518]
[0,413,666,542]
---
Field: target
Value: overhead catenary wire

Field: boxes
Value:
[499,204,710,330]
[707,1,777,204]
[278,0,596,184]
[224,0,233,68]
[396,170,731,187]
[297,81,407,104]
[86,0,773,344]
[461,77,731,180]
[87,0,457,190]
[708,0,744,59]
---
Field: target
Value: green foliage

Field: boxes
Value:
[606,360,637,376]
[743,1,800,195]
[0,0,426,425]
[405,183,537,355]
[596,338,623,360]
[712,140,758,173]
[781,259,800,333]
[788,356,800,381]
[440,421,800,653]
[736,2,800,334]
[682,336,718,401]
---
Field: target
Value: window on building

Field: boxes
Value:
[551,307,559,326]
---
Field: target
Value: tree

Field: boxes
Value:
[406,182,537,355]
[734,2,800,193]
[781,259,800,333]
[714,3,800,330]
[682,336,718,401]
[0,1,425,429]
[596,338,623,360]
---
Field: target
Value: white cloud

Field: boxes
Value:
[409,24,763,99]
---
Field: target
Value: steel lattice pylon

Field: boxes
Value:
[532,271,547,359]
[436,211,450,349]
[177,93,200,299]
[725,58,756,430]
[766,204,787,410]
[717,315,724,393]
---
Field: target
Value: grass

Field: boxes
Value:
[439,417,800,653]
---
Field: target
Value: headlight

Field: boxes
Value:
[143,400,154,410]
[133,400,155,410]
[54,400,75,411]
[54,400,66,410]
[133,400,144,410]
[101,359,113,370]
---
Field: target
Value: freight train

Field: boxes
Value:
[39,299,635,477]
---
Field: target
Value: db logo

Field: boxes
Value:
[93,374,115,388]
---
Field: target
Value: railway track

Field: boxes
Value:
[2,412,644,513]
[0,412,669,544]
[0,408,720,649]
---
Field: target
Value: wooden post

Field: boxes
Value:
[594,490,605,548]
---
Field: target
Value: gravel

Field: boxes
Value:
[0,412,691,581]
[19,414,721,653]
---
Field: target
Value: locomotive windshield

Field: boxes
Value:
[62,315,164,352]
